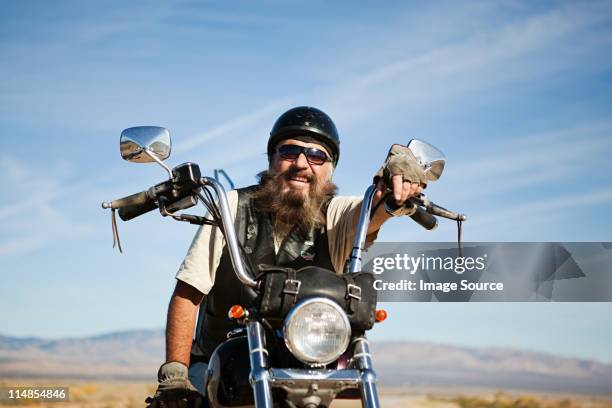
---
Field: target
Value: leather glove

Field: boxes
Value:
[373,144,428,187]
[382,192,418,217]
[145,362,204,408]
[373,144,427,216]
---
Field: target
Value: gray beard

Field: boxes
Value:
[250,168,337,231]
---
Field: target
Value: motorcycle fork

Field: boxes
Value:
[247,320,273,408]
[246,320,382,408]
[348,184,382,407]
[353,336,381,408]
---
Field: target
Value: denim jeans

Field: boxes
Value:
[188,361,209,396]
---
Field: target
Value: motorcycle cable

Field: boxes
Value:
[196,188,225,234]
[110,209,123,253]
[457,219,463,258]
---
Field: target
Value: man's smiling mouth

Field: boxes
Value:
[289,176,309,183]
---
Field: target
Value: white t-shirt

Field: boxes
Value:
[175,190,363,295]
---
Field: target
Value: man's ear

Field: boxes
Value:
[268,153,279,171]
[324,166,335,182]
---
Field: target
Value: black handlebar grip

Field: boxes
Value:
[117,200,158,221]
[410,206,438,230]
[110,190,152,209]
[110,189,157,221]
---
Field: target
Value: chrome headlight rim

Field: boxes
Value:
[283,296,351,366]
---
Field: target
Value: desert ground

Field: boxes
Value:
[1,379,611,408]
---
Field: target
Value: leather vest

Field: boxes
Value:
[191,185,335,362]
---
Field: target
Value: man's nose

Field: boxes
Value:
[295,152,310,168]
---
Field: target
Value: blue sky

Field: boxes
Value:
[1,1,612,363]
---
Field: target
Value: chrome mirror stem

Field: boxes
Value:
[143,148,173,178]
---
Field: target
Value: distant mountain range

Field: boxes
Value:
[1,330,611,395]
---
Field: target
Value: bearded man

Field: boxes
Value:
[148,106,427,406]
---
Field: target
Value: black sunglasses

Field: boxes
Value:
[276,144,332,165]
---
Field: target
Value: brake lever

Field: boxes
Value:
[158,196,211,225]
[411,194,466,255]
[411,194,467,222]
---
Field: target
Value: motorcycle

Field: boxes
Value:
[102,126,466,408]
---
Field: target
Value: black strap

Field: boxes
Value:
[343,275,362,314]
[281,269,301,315]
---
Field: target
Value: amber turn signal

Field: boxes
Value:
[228,305,245,319]
[375,309,388,322]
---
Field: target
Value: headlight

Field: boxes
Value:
[283,297,351,366]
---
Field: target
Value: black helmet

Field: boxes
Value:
[268,106,340,165]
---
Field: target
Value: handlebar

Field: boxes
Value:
[406,195,466,234]
[102,163,203,222]
[411,194,467,222]
[102,185,164,221]
[101,189,153,209]
[102,169,259,289]
[118,200,159,221]
[347,186,463,272]
[103,175,464,285]
[381,191,464,231]
[410,206,438,230]
[101,189,158,221]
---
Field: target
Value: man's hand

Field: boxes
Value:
[374,144,426,208]
[361,144,427,236]
[148,282,205,408]
[146,362,204,408]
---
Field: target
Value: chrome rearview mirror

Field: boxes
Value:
[120,126,171,163]
[407,139,446,181]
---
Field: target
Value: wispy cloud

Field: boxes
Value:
[314,1,612,125]
[0,235,46,258]
[167,1,612,206]
[3,1,611,254]
[0,156,96,257]
[474,188,612,228]
[173,98,295,155]
[444,121,612,198]
[0,156,63,219]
